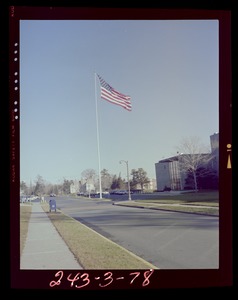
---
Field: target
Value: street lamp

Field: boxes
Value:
[119,160,131,200]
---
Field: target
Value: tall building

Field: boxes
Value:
[155,156,184,191]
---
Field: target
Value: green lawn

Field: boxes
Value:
[135,190,219,202]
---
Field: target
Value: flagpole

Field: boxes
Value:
[95,73,102,199]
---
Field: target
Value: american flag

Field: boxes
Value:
[97,74,132,111]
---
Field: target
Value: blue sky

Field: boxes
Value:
[20,20,219,185]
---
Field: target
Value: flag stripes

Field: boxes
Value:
[97,74,132,111]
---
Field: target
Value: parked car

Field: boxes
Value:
[28,195,38,201]
[118,190,128,195]
[110,190,128,195]
[20,195,27,203]
[109,190,118,195]
[77,192,84,196]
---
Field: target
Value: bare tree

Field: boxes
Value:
[81,169,97,196]
[81,168,96,180]
[100,169,113,191]
[131,168,150,192]
[20,181,28,194]
[34,175,45,196]
[177,136,214,192]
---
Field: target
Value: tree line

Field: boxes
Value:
[20,168,151,196]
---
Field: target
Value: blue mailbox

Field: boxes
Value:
[49,198,56,212]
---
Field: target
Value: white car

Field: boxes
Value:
[20,195,27,203]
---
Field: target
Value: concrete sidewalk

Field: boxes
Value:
[20,202,83,270]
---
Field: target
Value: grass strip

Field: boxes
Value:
[20,204,32,256]
[132,191,219,202]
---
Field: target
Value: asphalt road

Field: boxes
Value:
[48,196,219,269]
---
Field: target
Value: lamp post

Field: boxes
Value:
[119,160,131,200]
